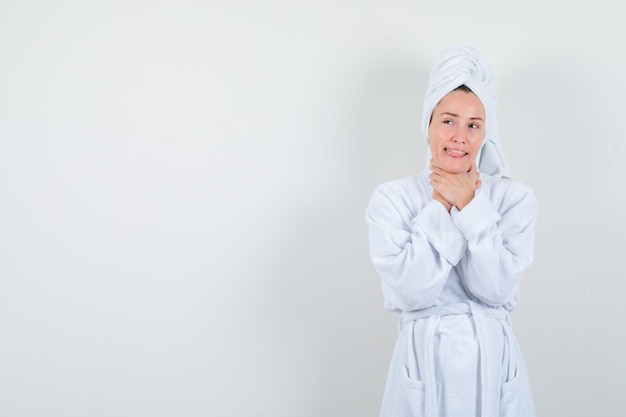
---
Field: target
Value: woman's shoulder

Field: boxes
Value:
[370,172,428,200]
[481,175,537,205]
[366,172,430,219]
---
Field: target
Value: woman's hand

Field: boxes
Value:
[429,160,482,211]
[432,188,453,212]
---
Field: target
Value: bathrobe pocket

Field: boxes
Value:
[497,320,536,417]
[500,366,521,414]
[500,366,536,417]
[398,364,442,417]
[401,364,426,417]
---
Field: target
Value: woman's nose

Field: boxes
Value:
[451,130,466,143]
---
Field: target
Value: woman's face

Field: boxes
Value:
[428,89,485,174]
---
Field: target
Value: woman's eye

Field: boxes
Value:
[444,120,453,125]
[469,123,479,129]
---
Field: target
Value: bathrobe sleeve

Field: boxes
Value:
[451,179,538,307]
[365,178,467,311]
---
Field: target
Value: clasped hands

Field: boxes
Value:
[429,160,481,213]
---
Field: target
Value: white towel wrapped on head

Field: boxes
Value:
[421,44,510,179]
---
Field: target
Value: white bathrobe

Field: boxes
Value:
[366,169,538,417]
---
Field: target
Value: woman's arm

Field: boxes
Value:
[365,181,467,311]
[453,181,538,306]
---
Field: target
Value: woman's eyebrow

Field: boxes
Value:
[439,111,484,122]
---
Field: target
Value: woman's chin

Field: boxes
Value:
[437,160,472,174]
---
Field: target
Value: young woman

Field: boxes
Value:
[366,45,538,417]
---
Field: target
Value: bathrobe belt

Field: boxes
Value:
[400,301,511,417]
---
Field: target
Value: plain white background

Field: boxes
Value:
[1,1,624,416]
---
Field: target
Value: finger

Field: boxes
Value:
[429,171,448,183]
[429,166,442,179]
[429,164,448,177]
[430,160,444,172]
[429,178,445,191]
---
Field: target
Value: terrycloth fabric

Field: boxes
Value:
[365,170,538,416]
[421,44,511,179]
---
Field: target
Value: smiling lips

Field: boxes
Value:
[444,147,468,158]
